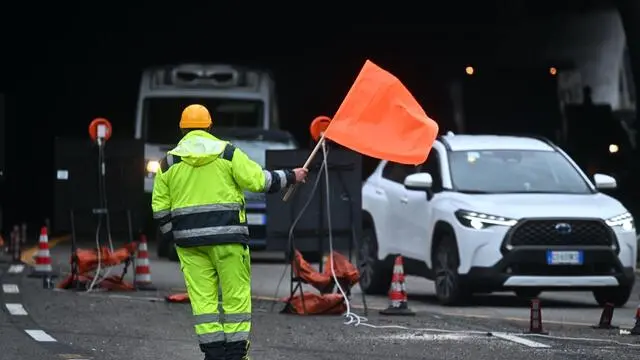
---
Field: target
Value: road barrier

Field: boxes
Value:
[631,305,640,335]
[527,298,548,334]
[592,302,618,329]
[9,225,22,263]
[56,237,139,292]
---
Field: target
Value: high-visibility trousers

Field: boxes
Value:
[176,243,252,352]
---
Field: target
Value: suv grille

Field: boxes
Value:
[506,219,614,247]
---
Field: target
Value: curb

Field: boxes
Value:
[20,235,71,266]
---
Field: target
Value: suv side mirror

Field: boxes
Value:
[593,173,617,190]
[404,172,433,191]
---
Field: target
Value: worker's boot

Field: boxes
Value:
[200,341,226,360]
[225,340,250,360]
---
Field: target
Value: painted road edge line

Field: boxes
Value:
[491,332,551,348]
[2,284,19,294]
[24,329,57,342]
[8,264,25,274]
[6,303,28,316]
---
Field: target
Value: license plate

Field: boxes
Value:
[546,250,583,265]
[246,213,266,225]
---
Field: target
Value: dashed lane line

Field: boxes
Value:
[491,332,551,348]
[3,283,19,294]
[8,264,25,274]
[6,302,29,315]
[24,329,57,342]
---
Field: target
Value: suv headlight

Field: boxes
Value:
[146,160,160,176]
[455,210,517,230]
[605,212,635,231]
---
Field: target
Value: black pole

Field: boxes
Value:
[318,156,325,273]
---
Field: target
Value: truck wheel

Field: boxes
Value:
[359,226,392,295]
[593,286,633,307]
[433,234,468,305]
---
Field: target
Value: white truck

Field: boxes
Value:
[360,132,637,306]
[134,64,297,258]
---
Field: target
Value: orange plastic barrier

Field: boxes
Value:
[283,250,360,315]
[166,292,190,303]
[76,243,138,274]
[291,250,334,292]
[286,292,347,315]
[323,251,360,288]
[57,242,138,291]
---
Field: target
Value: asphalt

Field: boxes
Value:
[38,237,640,328]
[2,240,640,359]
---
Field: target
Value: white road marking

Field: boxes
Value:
[379,333,481,341]
[491,332,551,348]
[24,329,57,342]
[6,303,28,315]
[2,284,19,294]
[8,264,25,273]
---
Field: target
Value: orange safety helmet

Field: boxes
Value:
[180,104,212,129]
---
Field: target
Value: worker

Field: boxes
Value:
[151,104,308,360]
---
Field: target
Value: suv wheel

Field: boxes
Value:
[592,286,633,307]
[433,235,468,305]
[359,226,392,295]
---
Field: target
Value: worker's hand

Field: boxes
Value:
[293,168,309,183]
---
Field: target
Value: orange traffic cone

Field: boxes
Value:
[134,234,156,291]
[29,226,54,277]
[630,304,640,335]
[379,255,415,316]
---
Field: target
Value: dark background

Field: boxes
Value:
[1,0,639,233]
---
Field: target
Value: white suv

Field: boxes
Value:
[360,133,637,306]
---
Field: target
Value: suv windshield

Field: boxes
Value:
[143,97,264,144]
[449,150,593,194]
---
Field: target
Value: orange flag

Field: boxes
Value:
[323,60,439,165]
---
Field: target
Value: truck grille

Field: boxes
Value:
[506,219,614,247]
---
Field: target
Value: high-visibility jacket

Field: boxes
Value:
[151,130,296,247]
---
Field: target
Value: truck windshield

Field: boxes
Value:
[143,97,265,144]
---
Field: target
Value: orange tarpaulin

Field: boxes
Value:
[323,59,439,165]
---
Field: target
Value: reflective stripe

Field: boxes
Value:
[224,313,251,323]
[198,331,226,344]
[173,226,249,239]
[195,313,221,325]
[263,170,290,193]
[172,203,242,217]
[153,210,170,220]
[262,170,273,191]
[226,331,250,342]
[159,222,172,234]
[273,170,287,189]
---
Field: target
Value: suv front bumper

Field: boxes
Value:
[463,246,636,291]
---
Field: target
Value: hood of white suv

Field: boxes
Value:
[456,193,628,220]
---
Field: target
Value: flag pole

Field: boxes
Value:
[282,133,326,202]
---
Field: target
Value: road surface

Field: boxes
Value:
[0,239,638,360]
